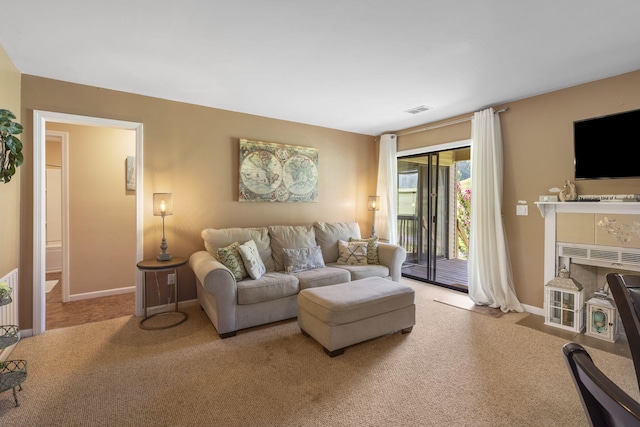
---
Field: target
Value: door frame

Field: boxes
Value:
[397,139,471,158]
[45,130,70,302]
[33,110,144,335]
[397,139,470,287]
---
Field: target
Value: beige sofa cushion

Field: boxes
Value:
[237,272,299,305]
[268,225,316,272]
[202,227,275,272]
[313,221,361,263]
[294,267,351,290]
[326,262,389,281]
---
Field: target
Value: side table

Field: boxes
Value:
[137,257,188,330]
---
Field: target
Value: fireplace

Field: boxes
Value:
[536,201,640,333]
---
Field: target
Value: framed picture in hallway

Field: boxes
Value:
[126,156,135,191]
[239,138,318,202]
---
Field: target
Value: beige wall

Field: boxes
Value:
[16,65,640,326]
[397,69,640,308]
[0,45,21,280]
[19,75,376,328]
[45,136,61,166]
[47,123,137,295]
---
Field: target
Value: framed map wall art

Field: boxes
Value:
[239,138,318,202]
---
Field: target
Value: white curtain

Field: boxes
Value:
[375,134,398,244]
[468,108,524,313]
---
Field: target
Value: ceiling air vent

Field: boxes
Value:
[404,105,432,115]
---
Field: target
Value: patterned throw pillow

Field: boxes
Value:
[350,236,379,264]
[336,240,368,266]
[238,239,267,280]
[217,242,248,281]
[282,246,326,273]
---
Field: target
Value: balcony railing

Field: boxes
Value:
[398,215,419,256]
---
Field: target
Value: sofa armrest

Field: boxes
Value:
[377,243,407,282]
[189,250,238,334]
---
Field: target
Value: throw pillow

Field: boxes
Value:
[217,242,248,281]
[202,227,275,272]
[350,236,379,265]
[268,225,316,272]
[313,221,362,263]
[337,240,368,266]
[238,240,267,280]
[282,246,326,273]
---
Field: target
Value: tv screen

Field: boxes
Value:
[573,109,640,180]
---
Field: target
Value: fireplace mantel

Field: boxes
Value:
[536,201,640,218]
[535,202,640,284]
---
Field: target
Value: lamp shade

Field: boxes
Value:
[153,193,173,216]
[368,196,380,211]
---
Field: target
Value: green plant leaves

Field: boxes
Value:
[0,109,23,184]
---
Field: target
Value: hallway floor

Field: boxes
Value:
[46,272,135,330]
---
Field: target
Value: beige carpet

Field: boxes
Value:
[2,279,638,426]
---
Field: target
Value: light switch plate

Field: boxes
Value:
[516,205,528,216]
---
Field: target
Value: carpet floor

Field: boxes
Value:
[2,279,638,426]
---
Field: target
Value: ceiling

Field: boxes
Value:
[2,1,640,136]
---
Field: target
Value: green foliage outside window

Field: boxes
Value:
[456,182,471,259]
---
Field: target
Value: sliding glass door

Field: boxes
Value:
[398,147,470,291]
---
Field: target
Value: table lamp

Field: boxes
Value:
[368,195,380,237]
[153,193,173,261]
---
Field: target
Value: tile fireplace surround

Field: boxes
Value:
[536,201,640,302]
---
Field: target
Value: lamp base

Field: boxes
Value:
[157,235,172,261]
[157,252,173,262]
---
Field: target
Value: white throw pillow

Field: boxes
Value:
[336,240,368,266]
[238,240,267,280]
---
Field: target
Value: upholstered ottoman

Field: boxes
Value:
[297,277,415,356]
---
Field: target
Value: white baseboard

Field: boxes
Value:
[68,286,135,301]
[522,303,544,317]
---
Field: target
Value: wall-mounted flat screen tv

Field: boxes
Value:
[574,109,640,180]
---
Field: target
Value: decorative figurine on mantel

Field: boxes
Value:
[559,180,578,201]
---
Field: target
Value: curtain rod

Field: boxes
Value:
[396,107,508,137]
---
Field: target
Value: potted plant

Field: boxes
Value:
[0,109,24,184]
[0,280,11,305]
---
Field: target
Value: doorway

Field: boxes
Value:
[33,111,144,336]
[398,145,470,291]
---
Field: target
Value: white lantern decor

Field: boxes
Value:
[544,266,585,333]
[585,287,619,343]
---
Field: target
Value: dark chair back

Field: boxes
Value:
[563,342,640,426]
[606,273,640,391]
